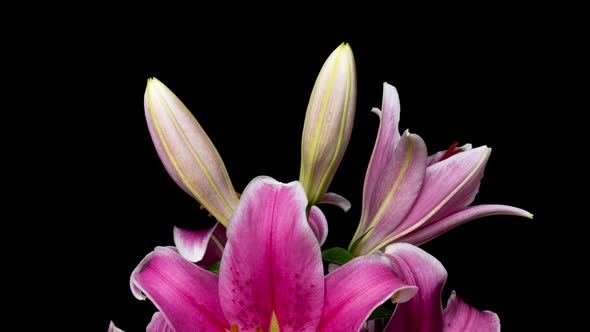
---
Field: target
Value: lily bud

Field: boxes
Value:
[299,43,357,205]
[144,78,239,226]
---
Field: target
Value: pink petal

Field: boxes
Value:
[388,146,491,242]
[318,254,418,332]
[395,204,533,245]
[173,223,222,263]
[145,78,239,226]
[147,312,173,332]
[443,292,500,332]
[384,243,448,332]
[308,205,329,245]
[108,321,124,332]
[426,147,489,222]
[353,131,428,255]
[320,192,352,212]
[219,176,324,332]
[360,84,401,237]
[130,246,229,332]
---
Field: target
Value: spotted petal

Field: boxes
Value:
[219,177,324,331]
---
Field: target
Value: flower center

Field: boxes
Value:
[226,312,280,332]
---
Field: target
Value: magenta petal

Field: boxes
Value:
[320,192,352,212]
[130,247,229,331]
[308,205,329,245]
[147,312,173,332]
[318,254,418,332]
[395,204,533,245]
[108,321,124,332]
[173,223,221,263]
[219,176,324,332]
[443,292,500,332]
[384,243,447,332]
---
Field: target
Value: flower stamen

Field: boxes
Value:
[440,141,461,161]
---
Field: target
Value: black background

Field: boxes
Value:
[49,15,567,331]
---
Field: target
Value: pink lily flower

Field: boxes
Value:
[145,43,356,262]
[127,177,417,332]
[350,83,532,255]
[383,243,501,332]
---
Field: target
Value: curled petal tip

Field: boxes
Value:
[391,285,419,303]
[370,107,382,116]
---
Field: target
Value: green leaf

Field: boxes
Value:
[206,260,221,273]
[321,247,353,265]
[367,305,394,320]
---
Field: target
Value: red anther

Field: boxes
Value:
[440,141,461,161]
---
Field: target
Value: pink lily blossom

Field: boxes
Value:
[127,177,417,332]
[383,243,500,332]
[350,83,532,255]
[145,43,356,262]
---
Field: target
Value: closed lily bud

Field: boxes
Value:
[299,43,357,206]
[144,78,239,226]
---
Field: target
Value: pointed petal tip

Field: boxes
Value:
[146,77,160,89]
[340,42,353,52]
[504,206,534,219]
[173,225,218,263]
[516,208,534,219]
[383,81,397,90]
[370,107,382,118]
[320,192,352,212]
[108,321,124,332]
[460,143,473,151]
